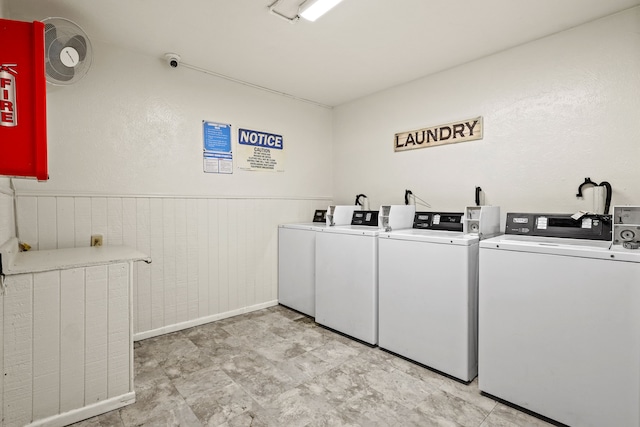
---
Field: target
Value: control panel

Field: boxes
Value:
[505,213,612,241]
[463,205,500,238]
[413,212,463,231]
[351,210,379,226]
[313,209,327,223]
[613,206,640,249]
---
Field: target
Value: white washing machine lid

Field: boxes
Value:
[378,229,478,246]
[320,224,385,236]
[480,234,640,262]
[279,222,329,231]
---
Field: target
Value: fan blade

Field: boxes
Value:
[44,23,57,48]
[47,39,64,65]
[66,35,87,61]
[46,61,74,82]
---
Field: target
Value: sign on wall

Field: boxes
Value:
[394,116,483,152]
[236,127,285,172]
[203,120,233,174]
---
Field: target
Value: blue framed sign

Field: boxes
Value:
[203,121,233,174]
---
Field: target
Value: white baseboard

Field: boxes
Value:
[133,300,279,341]
[28,392,135,427]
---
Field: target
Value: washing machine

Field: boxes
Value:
[378,207,500,382]
[315,205,415,345]
[278,205,358,316]
[479,212,640,427]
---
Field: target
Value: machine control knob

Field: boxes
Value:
[620,229,636,242]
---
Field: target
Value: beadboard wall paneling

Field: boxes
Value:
[0,180,14,246]
[15,195,331,338]
[1,262,134,427]
[3,274,33,426]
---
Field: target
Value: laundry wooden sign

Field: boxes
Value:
[394,116,483,152]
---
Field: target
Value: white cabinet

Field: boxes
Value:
[0,238,149,427]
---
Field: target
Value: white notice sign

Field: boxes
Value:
[236,127,285,172]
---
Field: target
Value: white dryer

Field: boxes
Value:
[378,207,499,382]
[479,213,640,427]
[315,205,415,345]
[278,206,358,317]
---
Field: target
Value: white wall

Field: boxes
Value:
[332,7,640,218]
[15,42,333,198]
[12,42,333,337]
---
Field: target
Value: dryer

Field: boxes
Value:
[378,207,499,382]
[315,205,415,345]
[479,213,640,427]
[278,205,358,316]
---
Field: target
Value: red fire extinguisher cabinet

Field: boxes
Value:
[0,19,48,181]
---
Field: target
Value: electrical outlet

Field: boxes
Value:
[91,234,103,247]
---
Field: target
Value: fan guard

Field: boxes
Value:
[42,17,93,85]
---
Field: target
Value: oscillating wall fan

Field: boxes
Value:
[42,17,93,85]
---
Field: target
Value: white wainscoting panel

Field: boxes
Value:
[15,195,331,338]
[59,268,85,413]
[1,262,134,426]
[32,271,61,420]
[3,274,33,426]
[84,265,109,404]
[0,184,15,247]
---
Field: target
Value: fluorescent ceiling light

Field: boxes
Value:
[299,0,344,22]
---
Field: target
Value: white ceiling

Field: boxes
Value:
[7,0,640,107]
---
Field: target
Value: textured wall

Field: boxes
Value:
[13,42,333,198]
[332,8,640,218]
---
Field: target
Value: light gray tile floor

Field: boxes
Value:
[72,305,554,427]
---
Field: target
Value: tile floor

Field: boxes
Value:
[73,305,553,427]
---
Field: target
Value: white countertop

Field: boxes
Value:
[2,238,150,275]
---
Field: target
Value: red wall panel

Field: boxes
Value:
[0,19,48,181]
